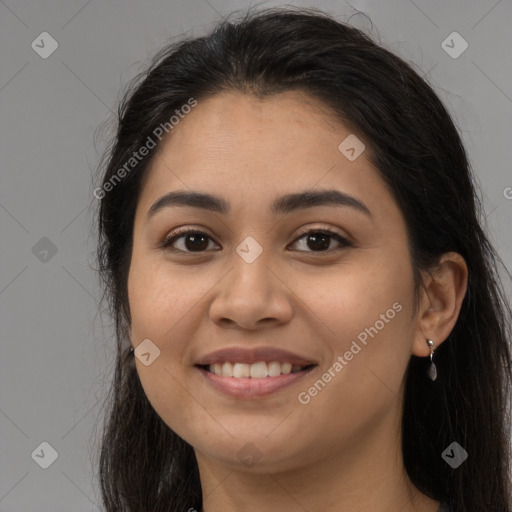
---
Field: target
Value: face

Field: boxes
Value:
[127,90,419,473]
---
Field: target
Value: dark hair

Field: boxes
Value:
[95,7,512,512]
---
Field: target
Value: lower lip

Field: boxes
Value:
[196,366,316,399]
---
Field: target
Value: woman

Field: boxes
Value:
[95,7,512,512]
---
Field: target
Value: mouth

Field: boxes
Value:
[195,361,317,399]
[198,361,316,378]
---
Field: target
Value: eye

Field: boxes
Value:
[288,228,352,253]
[160,226,352,254]
[160,227,220,253]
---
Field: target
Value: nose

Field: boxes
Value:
[208,252,294,330]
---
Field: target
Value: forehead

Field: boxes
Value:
[158,90,345,158]
[137,91,391,218]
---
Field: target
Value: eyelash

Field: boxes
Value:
[159,226,352,254]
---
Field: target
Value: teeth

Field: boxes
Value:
[268,361,281,377]
[222,362,233,377]
[207,361,307,378]
[249,361,268,378]
[281,362,292,375]
[233,363,250,378]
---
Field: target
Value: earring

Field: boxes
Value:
[426,339,437,381]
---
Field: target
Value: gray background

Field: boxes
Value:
[1,0,511,510]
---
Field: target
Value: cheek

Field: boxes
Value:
[291,256,411,349]
[127,258,215,439]
[128,255,206,345]
[291,256,414,410]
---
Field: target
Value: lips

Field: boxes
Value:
[196,364,316,398]
[195,346,317,367]
[194,346,318,398]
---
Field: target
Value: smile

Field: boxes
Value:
[195,363,317,398]
[203,361,312,378]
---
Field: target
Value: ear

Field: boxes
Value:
[412,252,468,357]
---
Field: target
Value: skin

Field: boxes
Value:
[127,90,468,512]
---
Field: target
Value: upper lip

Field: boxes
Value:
[195,347,317,366]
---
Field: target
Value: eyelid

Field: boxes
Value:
[292,223,350,241]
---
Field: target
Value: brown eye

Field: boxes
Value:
[290,230,351,253]
[161,229,220,253]
[306,232,331,251]
[182,233,209,251]
[161,227,351,255]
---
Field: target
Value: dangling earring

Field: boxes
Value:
[426,339,437,381]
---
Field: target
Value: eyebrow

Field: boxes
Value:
[146,189,371,219]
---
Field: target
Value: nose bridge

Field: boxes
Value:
[225,240,275,303]
[209,238,293,328]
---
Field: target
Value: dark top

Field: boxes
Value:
[438,503,451,512]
